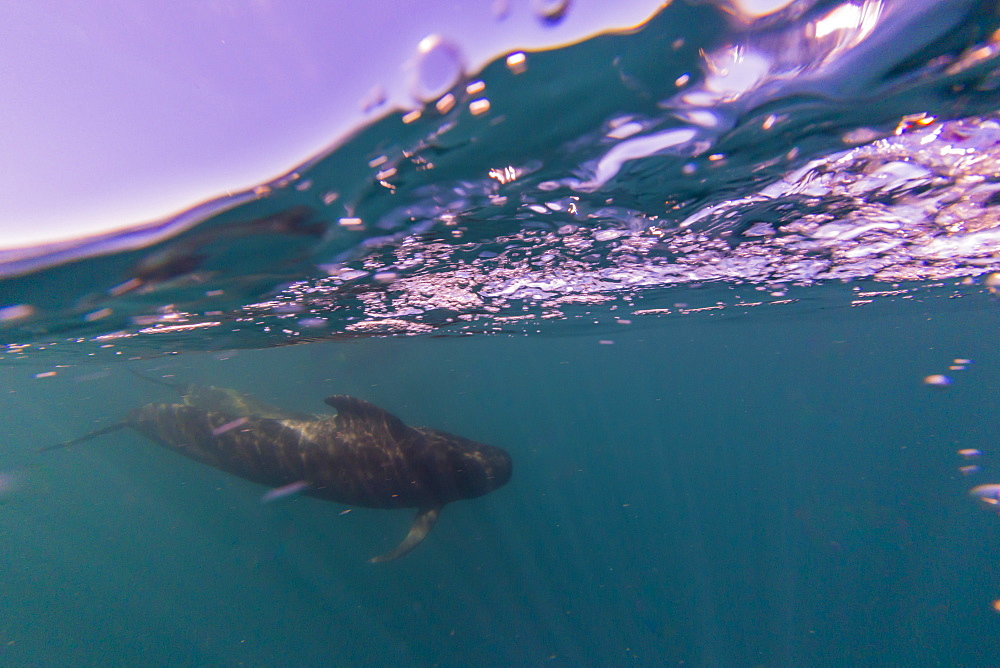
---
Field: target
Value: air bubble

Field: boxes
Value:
[436,93,456,114]
[533,0,571,24]
[506,52,527,74]
[469,99,491,116]
[411,35,465,103]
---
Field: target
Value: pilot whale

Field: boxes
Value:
[45,387,512,562]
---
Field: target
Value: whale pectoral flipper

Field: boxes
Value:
[369,506,442,563]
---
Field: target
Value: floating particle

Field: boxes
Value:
[842,127,880,145]
[34,371,57,379]
[599,340,615,345]
[435,93,456,114]
[109,278,142,296]
[953,358,971,364]
[212,417,249,436]
[74,370,111,383]
[338,509,353,516]
[923,374,951,387]
[986,273,1000,292]
[333,269,368,281]
[969,484,1000,506]
[469,99,491,116]
[606,121,643,140]
[261,480,310,504]
[616,319,632,325]
[0,471,22,499]
[506,52,527,74]
[959,465,981,476]
[533,0,571,24]
[958,448,982,458]
[0,304,35,322]
[993,600,1000,613]
[339,217,364,228]
[84,308,113,322]
[411,35,465,103]
[298,318,327,329]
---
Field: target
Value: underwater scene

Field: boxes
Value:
[2,0,1000,665]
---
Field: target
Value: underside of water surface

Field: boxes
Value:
[2,0,1000,359]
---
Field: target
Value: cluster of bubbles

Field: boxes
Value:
[923,356,999,611]
[2,0,1000,356]
[921,358,995,493]
[409,0,571,103]
[922,357,972,389]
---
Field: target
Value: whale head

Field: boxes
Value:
[414,427,513,502]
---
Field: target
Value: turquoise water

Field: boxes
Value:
[3,0,1000,664]
[2,289,998,665]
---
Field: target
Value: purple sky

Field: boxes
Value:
[0,0,665,249]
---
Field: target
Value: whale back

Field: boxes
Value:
[49,387,512,562]
[123,395,511,510]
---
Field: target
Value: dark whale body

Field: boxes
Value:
[48,390,512,562]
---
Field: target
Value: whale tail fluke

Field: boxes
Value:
[369,506,442,563]
[38,422,127,454]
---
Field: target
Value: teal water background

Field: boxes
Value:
[3,1,1000,664]
[2,288,997,665]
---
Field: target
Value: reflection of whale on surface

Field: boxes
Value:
[45,385,512,562]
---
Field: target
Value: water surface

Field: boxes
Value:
[2,1,999,664]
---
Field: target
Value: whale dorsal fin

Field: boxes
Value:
[324,395,413,441]
[369,506,442,563]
